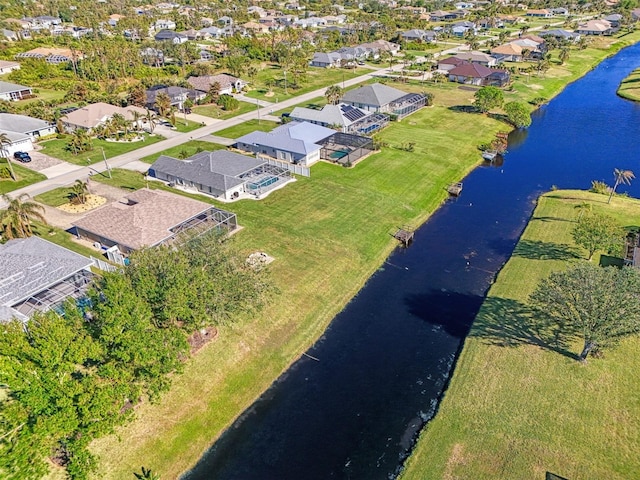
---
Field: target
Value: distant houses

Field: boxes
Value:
[15,47,81,64]
[0,81,33,101]
[0,60,20,75]
[447,62,510,87]
[145,85,206,111]
[186,74,247,95]
[60,102,148,132]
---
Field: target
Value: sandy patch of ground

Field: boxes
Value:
[58,194,107,213]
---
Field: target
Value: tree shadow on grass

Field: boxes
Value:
[405,291,579,359]
[512,239,581,261]
[448,105,478,113]
[469,296,579,360]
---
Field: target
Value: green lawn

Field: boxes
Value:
[38,134,165,166]
[173,119,201,133]
[30,221,105,259]
[244,64,373,102]
[34,186,75,207]
[85,33,640,480]
[214,119,279,139]
[0,160,47,195]
[193,101,256,120]
[139,140,227,164]
[401,190,640,480]
[20,88,66,104]
[617,67,640,102]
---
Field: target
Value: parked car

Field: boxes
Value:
[13,151,31,163]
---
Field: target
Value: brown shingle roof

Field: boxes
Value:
[72,189,212,250]
[61,102,147,129]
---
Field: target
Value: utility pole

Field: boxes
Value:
[256,99,261,124]
[284,70,288,95]
[102,147,111,178]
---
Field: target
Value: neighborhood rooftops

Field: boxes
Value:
[0,113,51,135]
[0,236,93,321]
[72,189,216,251]
[290,103,370,129]
[341,83,408,108]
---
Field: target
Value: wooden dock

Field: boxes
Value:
[447,182,463,196]
[393,228,414,247]
[482,150,497,161]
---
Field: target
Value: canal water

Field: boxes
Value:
[183,44,640,480]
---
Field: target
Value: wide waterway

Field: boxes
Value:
[183,44,640,480]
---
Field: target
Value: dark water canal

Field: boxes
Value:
[183,43,640,480]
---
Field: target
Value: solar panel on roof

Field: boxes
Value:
[340,104,366,122]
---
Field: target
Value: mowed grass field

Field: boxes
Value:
[88,95,503,479]
[86,33,640,479]
[400,190,640,480]
[617,67,640,102]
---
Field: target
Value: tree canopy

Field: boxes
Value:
[473,86,504,113]
[529,263,640,361]
[572,212,624,261]
[504,101,532,128]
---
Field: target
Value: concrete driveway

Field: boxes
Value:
[18,150,63,172]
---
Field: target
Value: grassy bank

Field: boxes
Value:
[617,66,640,101]
[400,191,640,480]
[0,161,47,195]
[88,34,640,479]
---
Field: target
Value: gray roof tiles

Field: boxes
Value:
[0,80,31,95]
[0,113,52,134]
[236,121,334,155]
[0,236,92,311]
[342,83,408,108]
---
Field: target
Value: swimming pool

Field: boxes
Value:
[248,175,280,190]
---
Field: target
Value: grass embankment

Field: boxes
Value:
[401,191,640,480]
[88,33,640,479]
[34,185,76,206]
[38,134,165,166]
[617,67,640,101]
[88,92,503,479]
[0,160,47,194]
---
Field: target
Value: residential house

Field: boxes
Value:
[154,19,176,30]
[294,17,327,28]
[60,102,147,132]
[0,60,20,75]
[477,18,504,29]
[310,51,343,68]
[447,62,510,86]
[72,188,238,255]
[0,236,94,322]
[632,8,640,21]
[22,16,62,30]
[576,19,614,35]
[538,29,581,42]
[154,29,188,43]
[341,83,427,118]
[526,9,553,17]
[235,121,335,166]
[108,14,125,26]
[15,47,81,65]
[242,21,270,34]
[429,10,460,21]
[145,86,206,111]
[455,51,497,67]
[187,74,247,95]
[289,103,387,135]
[454,2,474,9]
[149,150,293,201]
[2,29,21,41]
[0,113,55,156]
[508,37,546,57]
[450,20,477,37]
[551,7,569,15]
[401,29,438,43]
[0,81,32,101]
[491,43,524,62]
[437,56,467,72]
[199,26,226,38]
[604,14,623,28]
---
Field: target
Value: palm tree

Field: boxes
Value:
[145,109,158,134]
[154,93,172,119]
[0,193,47,239]
[130,110,144,133]
[608,169,635,204]
[0,132,16,180]
[71,179,89,205]
[133,466,160,480]
[574,202,592,220]
[559,47,570,65]
[324,85,343,105]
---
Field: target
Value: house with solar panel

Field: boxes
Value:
[289,103,388,136]
[341,83,427,119]
[0,236,94,322]
[148,150,293,201]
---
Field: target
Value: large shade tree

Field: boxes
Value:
[529,263,640,361]
[473,86,504,113]
[572,212,624,261]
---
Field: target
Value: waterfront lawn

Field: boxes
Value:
[400,190,640,480]
[89,94,505,479]
[140,140,227,164]
[0,161,47,194]
[214,119,279,139]
[88,36,640,479]
[39,134,165,166]
[617,67,640,102]
[193,101,256,120]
